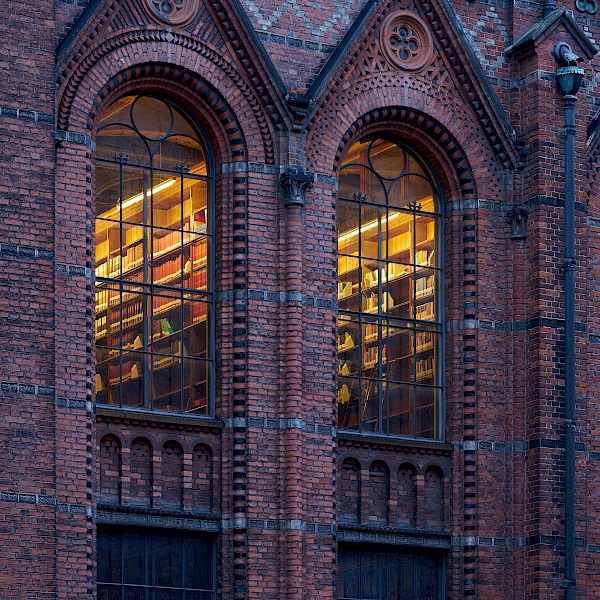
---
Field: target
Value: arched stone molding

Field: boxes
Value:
[57,30,274,164]
[97,428,126,448]
[308,94,490,205]
[87,67,244,169]
[420,459,449,478]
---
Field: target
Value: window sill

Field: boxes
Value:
[338,431,453,455]
[96,405,223,431]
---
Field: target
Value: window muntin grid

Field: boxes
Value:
[337,139,442,438]
[95,95,212,415]
[337,547,443,600]
[97,527,215,600]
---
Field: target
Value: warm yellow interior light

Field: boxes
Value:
[117,178,177,211]
[338,212,401,244]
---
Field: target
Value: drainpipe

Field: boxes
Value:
[554,41,584,600]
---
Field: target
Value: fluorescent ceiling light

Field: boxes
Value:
[338,212,401,244]
[118,178,177,210]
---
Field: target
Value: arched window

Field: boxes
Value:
[337,138,442,438]
[94,95,212,414]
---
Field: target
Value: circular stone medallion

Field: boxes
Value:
[143,0,199,27]
[380,10,434,72]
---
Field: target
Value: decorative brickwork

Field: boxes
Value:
[99,435,121,504]
[339,458,361,525]
[161,442,184,510]
[130,438,153,507]
[192,444,213,513]
[2,0,600,596]
[397,463,417,527]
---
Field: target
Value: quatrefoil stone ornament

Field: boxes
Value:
[143,0,199,27]
[380,10,434,72]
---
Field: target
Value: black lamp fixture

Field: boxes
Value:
[555,41,585,97]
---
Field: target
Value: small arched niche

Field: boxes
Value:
[99,434,121,504]
[338,458,361,525]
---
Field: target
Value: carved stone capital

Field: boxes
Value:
[279,167,314,206]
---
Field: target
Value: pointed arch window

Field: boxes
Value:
[94,95,213,414]
[337,138,442,438]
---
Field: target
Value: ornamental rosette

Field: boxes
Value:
[380,10,434,72]
[143,0,200,27]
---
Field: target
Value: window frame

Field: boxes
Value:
[337,543,446,600]
[97,525,217,599]
[336,135,445,440]
[94,94,217,417]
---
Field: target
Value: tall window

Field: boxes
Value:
[337,139,442,438]
[98,527,215,599]
[95,95,212,414]
[338,547,443,600]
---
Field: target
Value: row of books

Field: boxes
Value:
[109,302,144,334]
[363,291,394,313]
[96,315,107,339]
[96,289,109,312]
[188,210,207,234]
[363,344,387,369]
[152,257,191,285]
[415,331,434,353]
[338,331,355,352]
[415,275,435,299]
[364,323,383,342]
[96,243,207,280]
[338,280,353,299]
[416,356,434,381]
[108,360,141,385]
[415,302,434,320]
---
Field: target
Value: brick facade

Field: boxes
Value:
[2,0,600,597]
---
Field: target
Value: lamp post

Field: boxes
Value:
[554,41,584,600]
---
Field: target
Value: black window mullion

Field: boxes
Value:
[357,195,363,433]
[412,205,418,438]
[377,206,383,434]
[179,170,186,414]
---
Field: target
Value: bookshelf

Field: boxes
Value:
[336,201,438,438]
[95,174,210,414]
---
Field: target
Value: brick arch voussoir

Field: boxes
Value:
[329,107,477,204]
[58,30,273,163]
[89,68,246,166]
[308,89,489,202]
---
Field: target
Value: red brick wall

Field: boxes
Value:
[1,0,600,598]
